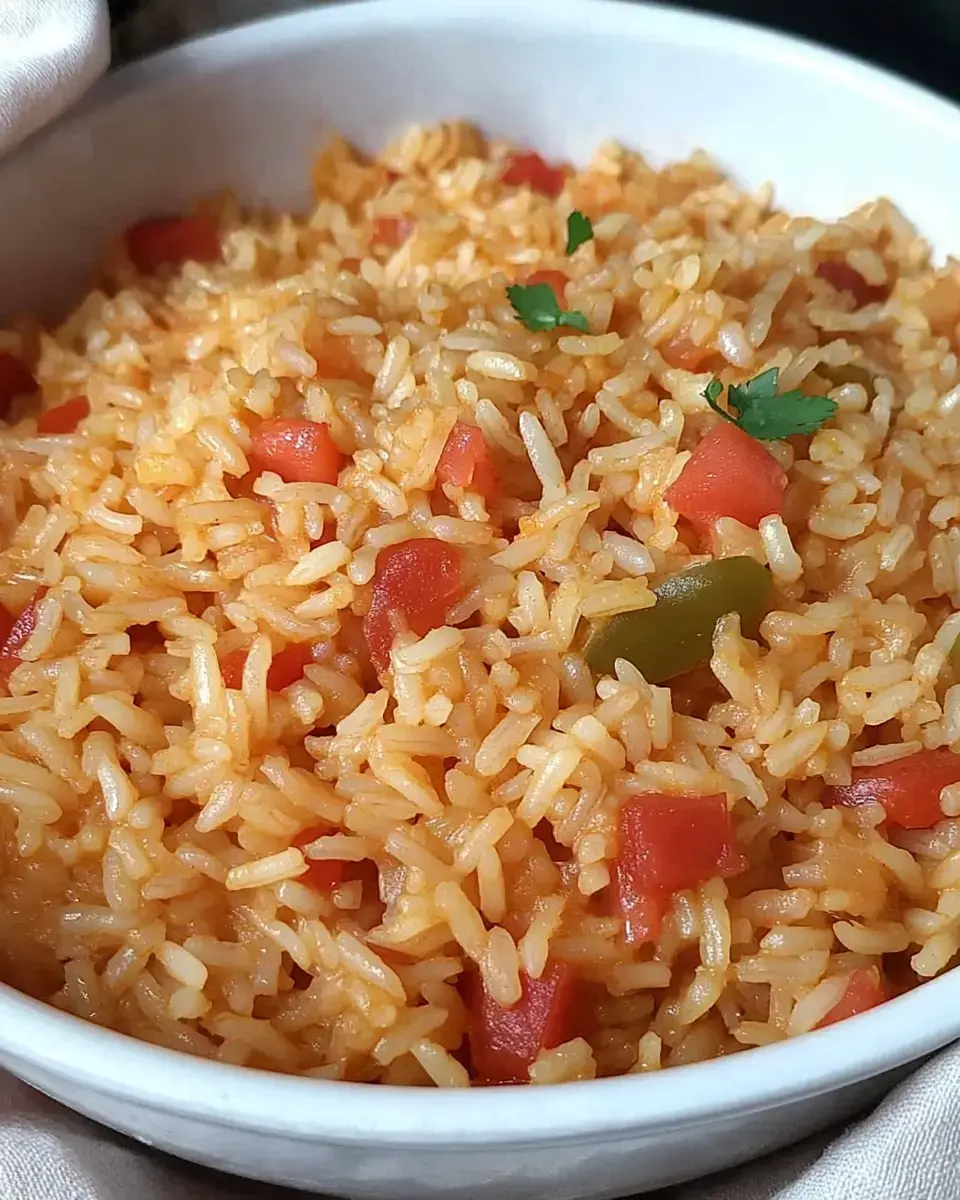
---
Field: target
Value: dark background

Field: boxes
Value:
[679,0,959,100]
[106,0,960,104]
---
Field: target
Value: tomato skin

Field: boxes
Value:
[436,423,498,501]
[824,748,960,829]
[0,604,15,649]
[372,216,415,247]
[219,648,248,690]
[660,332,712,371]
[311,522,338,549]
[467,960,575,1083]
[220,642,318,692]
[250,419,343,485]
[613,864,669,945]
[293,827,345,892]
[37,396,89,435]
[363,538,465,673]
[0,589,47,688]
[525,270,568,306]
[815,260,887,308]
[614,793,746,944]
[0,353,36,414]
[501,151,565,198]
[125,215,221,273]
[665,422,788,531]
[816,968,886,1028]
[266,643,315,692]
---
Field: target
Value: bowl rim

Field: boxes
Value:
[4,0,960,1145]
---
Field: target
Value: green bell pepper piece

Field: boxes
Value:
[585,556,773,683]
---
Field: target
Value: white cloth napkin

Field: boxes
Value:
[0,0,109,156]
[0,3,956,1199]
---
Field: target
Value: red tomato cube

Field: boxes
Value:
[501,151,565,198]
[363,538,465,673]
[466,960,575,1083]
[0,589,47,689]
[823,748,960,829]
[37,396,89,435]
[660,332,713,371]
[125,215,221,273]
[816,968,886,1028]
[613,793,746,945]
[524,270,568,306]
[250,419,344,485]
[436,422,498,501]
[665,421,787,531]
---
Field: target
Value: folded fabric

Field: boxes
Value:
[2,1046,960,1199]
[0,0,109,155]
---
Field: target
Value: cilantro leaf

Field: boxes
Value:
[506,282,589,333]
[701,367,837,441]
[565,210,593,256]
[729,368,780,411]
[703,378,726,416]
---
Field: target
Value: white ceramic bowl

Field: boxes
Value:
[3,2,960,1197]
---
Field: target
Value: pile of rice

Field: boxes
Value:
[2,121,960,1087]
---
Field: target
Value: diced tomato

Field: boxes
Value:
[525,270,568,306]
[614,793,745,944]
[37,396,89,435]
[363,538,465,673]
[220,642,317,692]
[341,258,362,274]
[372,216,415,247]
[0,353,37,415]
[660,332,713,371]
[311,522,338,549]
[467,960,575,1084]
[219,647,248,689]
[501,151,565,198]
[436,422,498,502]
[267,642,315,692]
[613,863,669,945]
[823,748,960,829]
[0,589,47,688]
[250,419,343,485]
[308,333,370,386]
[665,421,788,531]
[815,260,887,309]
[816,968,886,1028]
[0,604,15,649]
[293,827,345,892]
[125,215,221,274]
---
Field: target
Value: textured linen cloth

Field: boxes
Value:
[0,3,956,1199]
[0,0,109,155]
[0,1046,959,1199]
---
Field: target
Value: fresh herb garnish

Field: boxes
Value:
[565,210,593,256]
[703,368,837,441]
[506,282,589,333]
